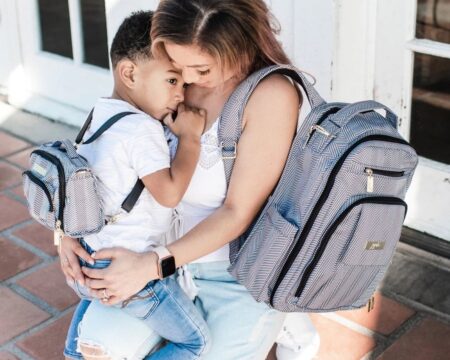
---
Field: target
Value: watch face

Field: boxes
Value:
[161,256,176,278]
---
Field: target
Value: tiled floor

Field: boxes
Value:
[0,129,449,359]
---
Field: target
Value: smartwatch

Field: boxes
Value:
[152,246,176,279]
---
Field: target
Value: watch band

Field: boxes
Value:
[152,245,172,260]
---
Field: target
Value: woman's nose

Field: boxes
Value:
[182,68,200,84]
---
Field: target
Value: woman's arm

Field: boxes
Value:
[83,74,300,303]
[168,74,300,265]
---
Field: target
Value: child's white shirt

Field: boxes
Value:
[78,98,171,253]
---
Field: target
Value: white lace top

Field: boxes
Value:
[166,118,229,263]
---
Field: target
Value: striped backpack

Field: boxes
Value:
[22,111,144,246]
[220,65,418,312]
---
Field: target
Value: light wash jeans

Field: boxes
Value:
[65,261,285,360]
[64,239,210,360]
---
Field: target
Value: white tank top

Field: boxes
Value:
[167,118,229,263]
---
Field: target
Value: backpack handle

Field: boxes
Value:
[331,101,397,129]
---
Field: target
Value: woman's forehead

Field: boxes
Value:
[164,43,215,68]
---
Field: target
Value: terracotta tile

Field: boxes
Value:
[17,311,73,360]
[310,313,376,360]
[0,237,41,281]
[13,222,56,256]
[17,261,79,311]
[336,292,415,335]
[0,162,22,191]
[5,147,36,169]
[0,132,29,157]
[0,195,30,231]
[378,317,450,360]
[0,287,50,345]
[0,351,18,360]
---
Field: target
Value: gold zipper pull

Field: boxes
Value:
[365,168,374,193]
[367,295,375,312]
[54,220,64,248]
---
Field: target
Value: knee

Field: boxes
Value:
[189,327,212,357]
[79,342,112,360]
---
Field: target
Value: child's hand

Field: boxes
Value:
[164,103,206,138]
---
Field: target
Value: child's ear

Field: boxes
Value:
[116,59,136,89]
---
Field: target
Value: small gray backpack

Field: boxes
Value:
[220,65,418,312]
[23,110,144,245]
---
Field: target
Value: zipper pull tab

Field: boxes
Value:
[314,125,333,137]
[54,220,64,248]
[302,126,316,149]
[367,295,375,312]
[365,168,374,193]
[303,125,335,149]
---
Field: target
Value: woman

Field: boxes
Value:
[61,1,314,359]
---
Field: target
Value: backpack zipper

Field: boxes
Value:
[269,134,409,306]
[365,168,405,193]
[31,150,66,237]
[294,196,407,297]
[303,107,342,148]
[23,171,54,212]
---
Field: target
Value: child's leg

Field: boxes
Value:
[120,277,210,360]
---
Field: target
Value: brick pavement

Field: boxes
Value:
[0,129,449,360]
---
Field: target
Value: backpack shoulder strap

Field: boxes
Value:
[81,111,137,145]
[75,109,143,213]
[218,64,325,185]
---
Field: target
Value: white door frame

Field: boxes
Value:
[333,0,450,241]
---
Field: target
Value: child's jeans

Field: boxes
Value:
[67,239,210,360]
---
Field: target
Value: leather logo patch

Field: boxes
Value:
[365,241,385,250]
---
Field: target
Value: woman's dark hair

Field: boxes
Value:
[151,0,291,77]
[110,10,154,68]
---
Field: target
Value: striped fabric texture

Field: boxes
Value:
[23,139,104,237]
[221,65,418,312]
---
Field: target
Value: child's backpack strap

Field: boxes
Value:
[75,109,144,213]
[218,64,325,185]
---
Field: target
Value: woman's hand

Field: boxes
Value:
[81,248,159,305]
[58,236,94,287]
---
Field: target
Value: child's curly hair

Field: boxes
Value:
[110,10,154,68]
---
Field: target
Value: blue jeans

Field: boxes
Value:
[64,239,210,360]
[65,261,285,360]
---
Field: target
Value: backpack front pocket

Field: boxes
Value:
[23,171,55,229]
[295,196,406,310]
[230,204,298,303]
[64,170,104,236]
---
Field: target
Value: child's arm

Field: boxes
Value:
[141,104,206,208]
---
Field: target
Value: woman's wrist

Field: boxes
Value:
[142,251,159,282]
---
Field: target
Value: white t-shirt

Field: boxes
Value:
[167,118,229,263]
[78,98,172,252]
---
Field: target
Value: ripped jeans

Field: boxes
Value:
[65,261,285,360]
[64,239,210,360]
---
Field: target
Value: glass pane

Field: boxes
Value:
[80,0,109,69]
[410,53,450,164]
[416,0,450,44]
[38,0,73,58]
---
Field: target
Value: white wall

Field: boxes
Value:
[0,0,336,123]
[270,0,335,99]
